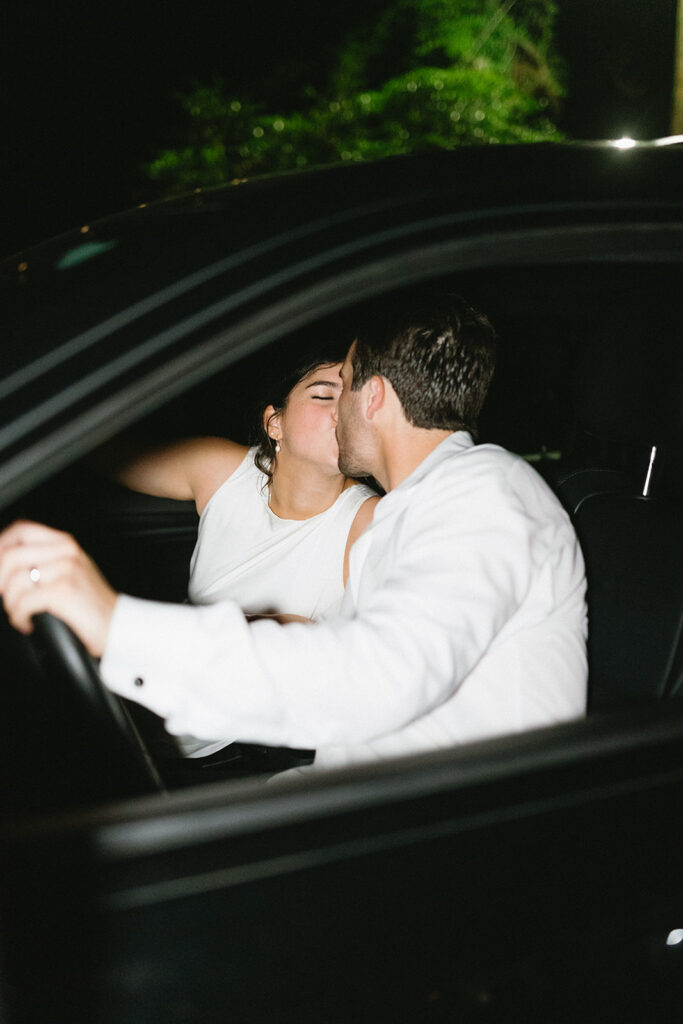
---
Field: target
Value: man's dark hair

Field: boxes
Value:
[351,297,497,438]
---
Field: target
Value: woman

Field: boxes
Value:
[113,356,378,617]
[110,355,379,768]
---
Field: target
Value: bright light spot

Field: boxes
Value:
[273,119,285,132]
[612,136,636,150]
[137,203,147,208]
[407,80,418,92]
[230,101,241,113]
[17,261,28,273]
[474,109,486,121]
[329,101,340,112]
[252,126,264,138]
[450,110,461,122]
[654,135,683,147]
[666,929,683,947]
[360,93,371,106]
[80,224,90,234]
[434,80,443,91]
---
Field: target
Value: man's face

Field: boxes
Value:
[336,342,371,478]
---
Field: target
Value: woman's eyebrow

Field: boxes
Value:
[305,379,342,389]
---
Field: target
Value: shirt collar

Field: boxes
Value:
[399,430,473,489]
[376,431,473,516]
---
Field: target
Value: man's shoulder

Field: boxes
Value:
[419,439,566,518]
[442,440,552,484]
[428,438,520,487]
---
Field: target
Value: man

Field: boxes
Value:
[0,299,587,772]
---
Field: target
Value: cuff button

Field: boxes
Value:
[134,677,144,687]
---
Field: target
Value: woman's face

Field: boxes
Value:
[265,362,343,474]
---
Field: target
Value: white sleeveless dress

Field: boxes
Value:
[188,447,376,619]
[179,449,376,758]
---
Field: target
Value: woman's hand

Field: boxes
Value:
[246,612,312,625]
[0,521,118,657]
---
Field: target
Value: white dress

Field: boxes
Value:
[180,447,375,756]
[188,447,376,619]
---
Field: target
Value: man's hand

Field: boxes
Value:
[0,521,118,657]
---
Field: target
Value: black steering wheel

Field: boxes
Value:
[31,612,162,793]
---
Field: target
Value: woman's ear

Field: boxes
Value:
[263,405,281,440]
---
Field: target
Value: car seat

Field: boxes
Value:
[555,310,683,710]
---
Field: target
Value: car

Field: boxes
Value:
[0,142,681,1023]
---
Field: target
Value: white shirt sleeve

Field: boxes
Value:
[100,457,574,750]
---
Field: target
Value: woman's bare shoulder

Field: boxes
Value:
[350,494,380,533]
[342,493,380,584]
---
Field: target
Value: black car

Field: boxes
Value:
[0,143,682,1022]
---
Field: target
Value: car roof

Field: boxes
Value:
[1,142,682,508]
[4,143,683,339]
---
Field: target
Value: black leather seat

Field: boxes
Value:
[559,476,683,709]
[555,310,682,710]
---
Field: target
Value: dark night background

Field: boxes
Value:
[0,0,678,258]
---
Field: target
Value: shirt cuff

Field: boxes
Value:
[100,594,245,732]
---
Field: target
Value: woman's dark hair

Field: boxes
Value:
[252,349,347,483]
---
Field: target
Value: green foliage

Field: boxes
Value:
[145,0,565,195]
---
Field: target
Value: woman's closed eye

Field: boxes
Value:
[305,377,342,402]
[308,387,338,401]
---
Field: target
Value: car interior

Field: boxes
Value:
[1,230,683,1023]
[0,256,681,816]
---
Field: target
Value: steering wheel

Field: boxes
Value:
[31,612,162,793]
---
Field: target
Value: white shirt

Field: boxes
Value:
[102,433,587,773]
[188,447,376,619]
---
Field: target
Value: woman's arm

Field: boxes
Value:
[103,437,249,513]
[343,495,380,585]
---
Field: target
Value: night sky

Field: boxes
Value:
[1,0,677,257]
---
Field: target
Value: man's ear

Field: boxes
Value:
[263,405,280,440]
[365,375,385,421]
